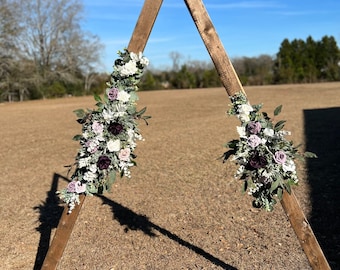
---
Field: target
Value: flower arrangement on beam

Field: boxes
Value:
[58,49,150,213]
[223,92,316,211]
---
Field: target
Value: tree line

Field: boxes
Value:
[140,35,340,90]
[1,0,339,102]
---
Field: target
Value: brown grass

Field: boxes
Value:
[1,82,339,269]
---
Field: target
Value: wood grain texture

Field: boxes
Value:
[41,195,86,270]
[281,190,331,269]
[184,0,244,96]
[127,0,163,53]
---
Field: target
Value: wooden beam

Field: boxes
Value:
[184,0,243,97]
[184,0,330,269]
[128,0,163,53]
[281,190,330,269]
[41,1,163,268]
[41,195,86,270]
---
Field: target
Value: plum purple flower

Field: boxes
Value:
[108,122,124,135]
[97,155,111,170]
[249,153,267,169]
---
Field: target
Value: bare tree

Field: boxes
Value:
[15,0,103,97]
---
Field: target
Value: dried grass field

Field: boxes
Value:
[1,82,339,270]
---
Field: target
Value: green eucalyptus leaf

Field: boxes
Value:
[274,120,286,131]
[270,179,281,192]
[73,109,86,118]
[72,134,82,141]
[105,171,116,192]
[277,187,283,200]
[274,105,283,116]
[304,151,317,158]
[226,139,239,149]
[94,94,102,102]
[284,182,292,194]
[136,106,147,116]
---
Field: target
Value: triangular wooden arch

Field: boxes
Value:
[42,0,330,269]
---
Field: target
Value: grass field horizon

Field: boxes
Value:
[1,82,339,269]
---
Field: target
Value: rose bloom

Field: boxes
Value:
[238,104,253,115]
[247,135,262,148]
[97,155,111,170]
[107,139,121,152]
[92,121,104,134]
[118,148,131,161]
[283,159,296,172]
[263,128,274,137]
[274,150,287,164]
[75,181,86,193]
[118,60,138,76]
[117,90,130,103]
[106,87,118,101]
[236,126,246,138]
[247,121,261,134]
[108,122,124,135]
[249,153,267,169]
[67,181,77,192]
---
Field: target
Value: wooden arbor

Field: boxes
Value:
[42,0,330,269]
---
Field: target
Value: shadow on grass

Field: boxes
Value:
[304,107,340,269]
[34,174,236,270]
[33,174,66,270]
[98,194,237,270]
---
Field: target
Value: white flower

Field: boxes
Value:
[262,170,273,178]
[117,90,130,103]
[79,157,91,168]
[238,104,253,115]
[140,57,149,66]
[127,128,135,140]
[114,103,127,117]
[83,131,89,139]
[89,164,97,173]
[235,165,245,177]
[263,128,274,137]
[282,159,296,172]
[107,139,121,152]
[238,113,250,123]
[130,52,141,62]
[102,109,113,122]
[130,52,149,67]
[236,126,246,138]
[278,130,291,137]
[117,60,138,76]
[83,171,97,182]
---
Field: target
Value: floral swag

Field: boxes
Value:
[58,49,150,213]
[223,92,316,211]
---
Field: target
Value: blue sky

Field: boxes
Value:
[81,0,340,72]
